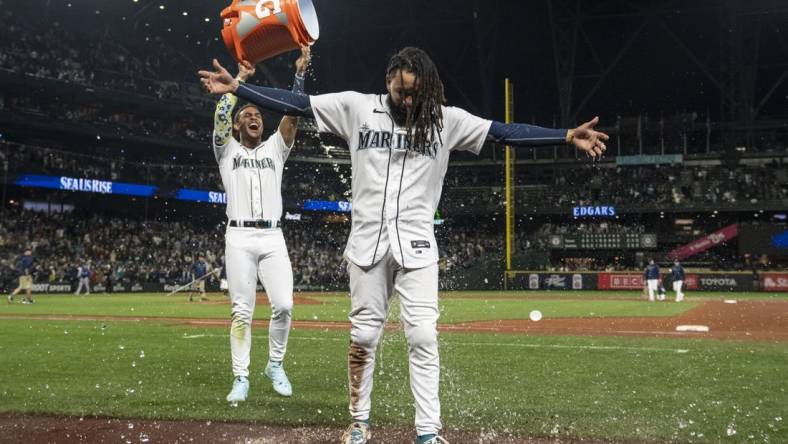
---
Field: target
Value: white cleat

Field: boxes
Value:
[264,360,292,397]
[225,376,249,403]
[421,436,450,444]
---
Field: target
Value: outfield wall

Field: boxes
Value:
[4,271,786,293]
[504,271,782,292]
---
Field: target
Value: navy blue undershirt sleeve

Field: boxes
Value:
[487,120,568,147]
[235,82,313,118]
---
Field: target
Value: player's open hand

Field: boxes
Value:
[295,46,311,75]
[237,60,256,82]
[567,116,609,159]
[198,59,239,95]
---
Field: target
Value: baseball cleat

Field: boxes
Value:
[420,436,449,444]
[7,295,12,304]
[225,376,249,403]
[264,360,292,397]
[341,421,370,444]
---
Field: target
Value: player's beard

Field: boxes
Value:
[387,94,419,129]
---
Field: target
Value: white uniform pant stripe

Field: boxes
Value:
[347,250,441,436]
[226,228,293,378]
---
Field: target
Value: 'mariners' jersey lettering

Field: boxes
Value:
[232,156,275,171]
[310,92,492,268]
[358,127,440,159]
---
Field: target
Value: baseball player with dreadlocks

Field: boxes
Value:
[200,46,608,444]
[214,47,311,405]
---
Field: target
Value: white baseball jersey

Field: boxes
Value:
[310,92,492,269]
[213,131,293,221]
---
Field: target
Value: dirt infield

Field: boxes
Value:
[0,413,625,444]
[447,299,788,341]
[2,299,786,341]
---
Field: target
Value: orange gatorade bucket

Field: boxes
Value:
[221,0,319,64]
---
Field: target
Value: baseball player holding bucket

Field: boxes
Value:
[215,47,311,404]
[201,45,607,443]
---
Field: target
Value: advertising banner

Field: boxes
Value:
[666,224,739,261]
[510,273,597,291]
[15,174,157,197]
[601,272,755,291]
[597,273,644,290]
[760,273,788,292]
[17,281,222,294]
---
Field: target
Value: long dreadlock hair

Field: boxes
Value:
[386,47,446,149]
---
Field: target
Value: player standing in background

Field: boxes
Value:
[187,255,209,302]
[8,249,34,304]
[74,261,91,295]
[671,259,685,302]
[644,259,661,302]
[200,46,607,444]
[216,47,311,404]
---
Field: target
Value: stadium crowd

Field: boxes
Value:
[542,163,788,208]
[6,141,787,213]
[0,5,235,106]
[0,140,352,200]
[0,207,505,293]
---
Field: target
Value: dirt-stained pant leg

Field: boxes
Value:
[256,230,294,362]
[395,262,441,436]
[347,252,396,422]
[226,228,260,378]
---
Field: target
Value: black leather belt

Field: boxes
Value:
[228,220,281,229]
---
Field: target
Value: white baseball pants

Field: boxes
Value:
[225,227,293,377]
[673,280,684,301]
[347,249,441,437]
[75,277,90,295]
[647,279,659,301]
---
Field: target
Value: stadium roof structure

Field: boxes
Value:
[10,0,788,127]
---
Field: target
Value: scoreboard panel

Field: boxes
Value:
[547,233,656,250]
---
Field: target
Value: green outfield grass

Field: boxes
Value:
[0,292,706,324]
[0,318,785,443]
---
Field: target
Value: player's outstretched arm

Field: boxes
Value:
[199,59,313,118]
[279,47,311,147]
[486,117,609,159]
[213,61,255,156]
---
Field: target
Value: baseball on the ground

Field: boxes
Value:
[529,310,543,322]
